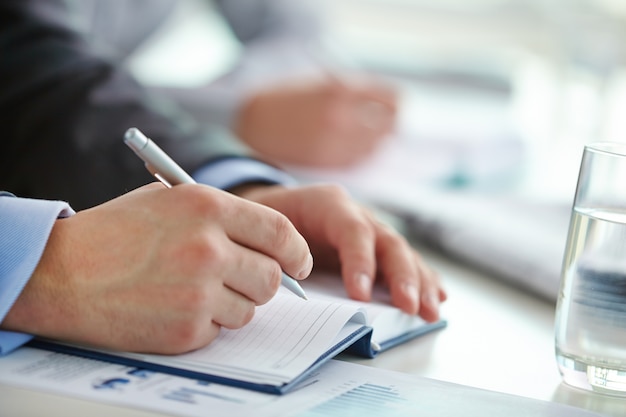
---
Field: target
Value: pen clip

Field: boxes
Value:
[146,163,172,188]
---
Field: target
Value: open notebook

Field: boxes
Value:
[29,273,446,395]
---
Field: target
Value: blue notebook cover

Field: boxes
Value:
[27,320,446,395]
[27,327,373,395]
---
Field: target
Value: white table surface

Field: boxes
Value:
[341,245,626,417]
[2,245,625,417]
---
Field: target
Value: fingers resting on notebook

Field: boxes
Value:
[235,183,447,321]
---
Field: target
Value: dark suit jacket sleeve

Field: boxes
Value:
[0,0,242,210]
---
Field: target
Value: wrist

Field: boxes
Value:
[228,182,284,200]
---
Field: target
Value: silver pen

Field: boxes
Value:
[124,127,308,300]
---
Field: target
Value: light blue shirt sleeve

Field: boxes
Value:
[0,194,74,355]
[193,156,298,189]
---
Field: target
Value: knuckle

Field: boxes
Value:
[307,183,350,203]
[268,265,282,292]
[181,285,211,313]
[180,231,224,271]
[231,302,256,329]
[163,287,221,353]
[268,212,296,250]
[167,318,212,354]
[379,225,403,245]
[177,184,228,217]
[241,303,256,326]
[352,218,375,237]
[259,265,282,304]
[317,183,348,197]
[339,213,376,243]
[246,264,282,306]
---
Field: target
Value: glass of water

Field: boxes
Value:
[555,142,626,396]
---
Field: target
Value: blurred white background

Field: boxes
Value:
[127,0,626,202]
[320,0,626,200]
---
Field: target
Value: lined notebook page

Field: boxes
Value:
[301,274,429,345]
[116,291,365,386]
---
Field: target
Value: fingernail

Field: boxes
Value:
[402,282,419,311]
[297,253,314,279]
[356,273,372,298]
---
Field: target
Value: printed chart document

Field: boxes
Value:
[0,347,604,417]
[363,185,571,302]
[29,273,445,395]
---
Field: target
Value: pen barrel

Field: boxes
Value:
[141,146,196,185]
[124,128,196,185]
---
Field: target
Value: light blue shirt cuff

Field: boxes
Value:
[0,195,74,356]
[0,332,33,355]
[193,157,298,190]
